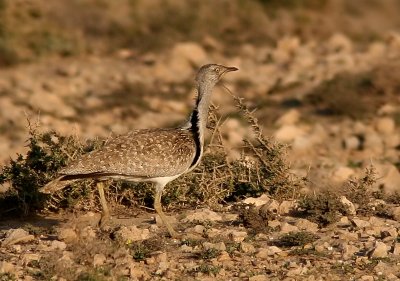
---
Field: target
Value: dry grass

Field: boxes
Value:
[0,89,299,217]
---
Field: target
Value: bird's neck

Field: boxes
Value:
[192,82,213,147]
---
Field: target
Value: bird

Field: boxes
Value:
[39,64,238,238]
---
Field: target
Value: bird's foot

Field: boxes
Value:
[99,213,112,230]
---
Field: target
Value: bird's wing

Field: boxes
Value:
[60,129,197,178]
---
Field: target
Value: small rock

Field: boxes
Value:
[337,216,352,227]
[1,228,35,247]
[328,33,353,52]
[259,199,280,215]
[278,200,297,215]
[0,261,14,274]
[242,194,270,206]
[275,109,300,126]
[340,196,356,215]
[280,222,299,233]
[343,136,360,150]
[332,167,354,183]
[180,245,193,253]
[240,242,256,254]
[256,246,282,258]
[341,243,359,260]
[22,253,41,265]
[375,117,395,135]
[393,243,400,255]
[203,242,226,251]
[49,240,67,251]
[375,164,400,194]
[363,132,384,154]
[370,241,389,258]
[351,218,371,229]
[183,208,222,223]
[171,42,207,67]
[249,275,269,281]
[228,231,247,243]
[58,228,78,243]
[294,219,319,232]
[360,276,374,281]
[114,226,150,242]
[93,253,106,267]
[274,125,306,142]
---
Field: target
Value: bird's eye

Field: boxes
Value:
[215,67,221,74]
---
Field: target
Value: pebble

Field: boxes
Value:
[370,241,389,258]
[1,228,35,247]
[183,208,222,222]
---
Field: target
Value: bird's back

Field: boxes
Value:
[61,128,198,179]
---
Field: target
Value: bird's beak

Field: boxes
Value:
[224,66,239,73]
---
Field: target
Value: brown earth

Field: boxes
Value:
[1,1,400,280]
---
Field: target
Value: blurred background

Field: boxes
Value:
[1,0,400,194]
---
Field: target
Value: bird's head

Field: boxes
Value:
[195,64,238,85]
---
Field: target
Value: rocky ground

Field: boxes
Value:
[1,12,400,281]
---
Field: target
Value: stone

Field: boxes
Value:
[332,168,354,183]
[114,226,150,243]
[280,222,299,233]
[171,42,207,67]
[341,243,359,260]
[274,125,306,142]
[343,136,360,150]
[294,219,319,232]
[260,199,280,215]
[58,228,78,243]
[375,164,400,194]
[340,196,356,215]
[392,243,400,255]
[242,194,270,207]
[228,231,247,243]
[363,133,384,154]
[360,276,374,281]
[29,90,76,118]
[240,242,256,254]
[183,208,222,223]
[1,228,35,247]
[203,242,226,251]
[337,216,352,227]
[392,206,400,222]
[278,200,297,215]
[375,117,395,135]
[276,109,300,126]
[370,241,389,258]
[328,33,353,52]
[256,246,282,258]
[22,253,41,265]
[351,218,371,229]
[0,261,14,274]
[93,253,106,267]
[249,275,269,281]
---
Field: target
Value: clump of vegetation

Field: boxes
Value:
[295,191,349,226]
[341,166,394,219]
[190,264,222,276]
[0,124,99,215]
[235,204,272,233]
[200,248,222,260]
[277,231,319,247]
[0,90,298,216]
[306,72,375,119]
[128,237,164,261]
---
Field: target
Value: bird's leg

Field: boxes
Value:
[97,181,110,228]
[154,183,180,238]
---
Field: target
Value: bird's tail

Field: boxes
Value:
[39,176,77,194]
